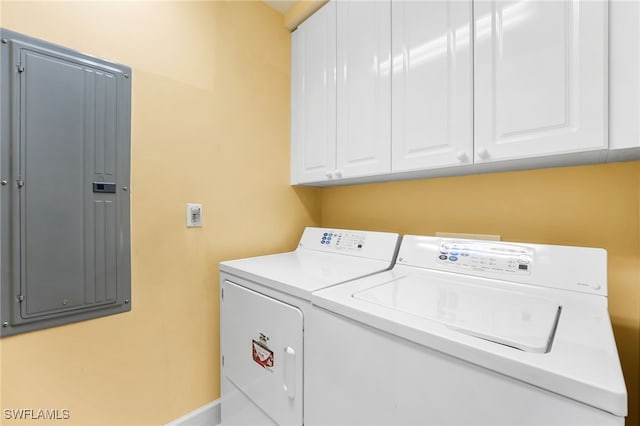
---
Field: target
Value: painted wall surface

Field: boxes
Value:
[321,161,640,426]
[1,1,638,426]
[283,0,326,30]
[0,1,319,424]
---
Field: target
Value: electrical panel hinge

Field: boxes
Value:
[17,65,24,73]
[17,294,24,303]
[221,288,224,300]
[222,355,224,366]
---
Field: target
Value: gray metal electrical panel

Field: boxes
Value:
[0,29,131,337]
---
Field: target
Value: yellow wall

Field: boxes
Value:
[321,161,640,426]
[1,2,638,426]
[0,1,319,424]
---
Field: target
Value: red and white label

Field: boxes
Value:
[252,340,274,370]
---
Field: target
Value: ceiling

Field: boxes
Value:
[264,0,297,14]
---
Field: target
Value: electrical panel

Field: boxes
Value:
[0,29,132,336]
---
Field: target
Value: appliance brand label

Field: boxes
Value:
[252,334,274,371]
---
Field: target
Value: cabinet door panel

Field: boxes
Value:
[474,1,607,162]
[336,0,391,178]
[608,0,640,155]
[392,1,472,172]
[291,2,336,184]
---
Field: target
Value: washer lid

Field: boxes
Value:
[353,274,561,353]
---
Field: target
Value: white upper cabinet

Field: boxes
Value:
[474,1,608,163]
[291,0,614,186]
[336,1,391,179]
[391,1,473,172]
[290,2,336,184]
[608,0,640,161]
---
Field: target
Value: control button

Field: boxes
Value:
[439,255,448,260]
[449,256,458,261]
[450,252,459,256]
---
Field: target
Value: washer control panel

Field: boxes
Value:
[320,231,366,251]
[437,240,533,275]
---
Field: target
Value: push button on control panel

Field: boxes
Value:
[321,232,333,245]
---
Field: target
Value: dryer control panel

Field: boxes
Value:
[298,227,400,262]
[319,231,365,251]
[436,241,534,275]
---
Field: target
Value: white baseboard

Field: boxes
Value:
[166,399,221,426]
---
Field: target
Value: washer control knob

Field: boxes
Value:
[325,171,334,179]
[334,170,343,178]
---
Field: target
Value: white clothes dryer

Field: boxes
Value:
[307,236,627,425]
[219,227,400,426]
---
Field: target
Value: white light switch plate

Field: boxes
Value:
[186,203,203,228]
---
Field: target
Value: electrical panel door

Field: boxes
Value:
[0,29,131,336]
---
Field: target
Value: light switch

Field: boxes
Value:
[186,203,203,228]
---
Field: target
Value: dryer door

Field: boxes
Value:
[221,280,303,425]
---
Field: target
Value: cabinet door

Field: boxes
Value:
[336,0,391,179]
[391,1,472,172]
[474,1,607,163]
[608,0,640,158]
[290,1,336,184]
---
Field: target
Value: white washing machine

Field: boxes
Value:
[219,227,400,425]
[307,236,627,425]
